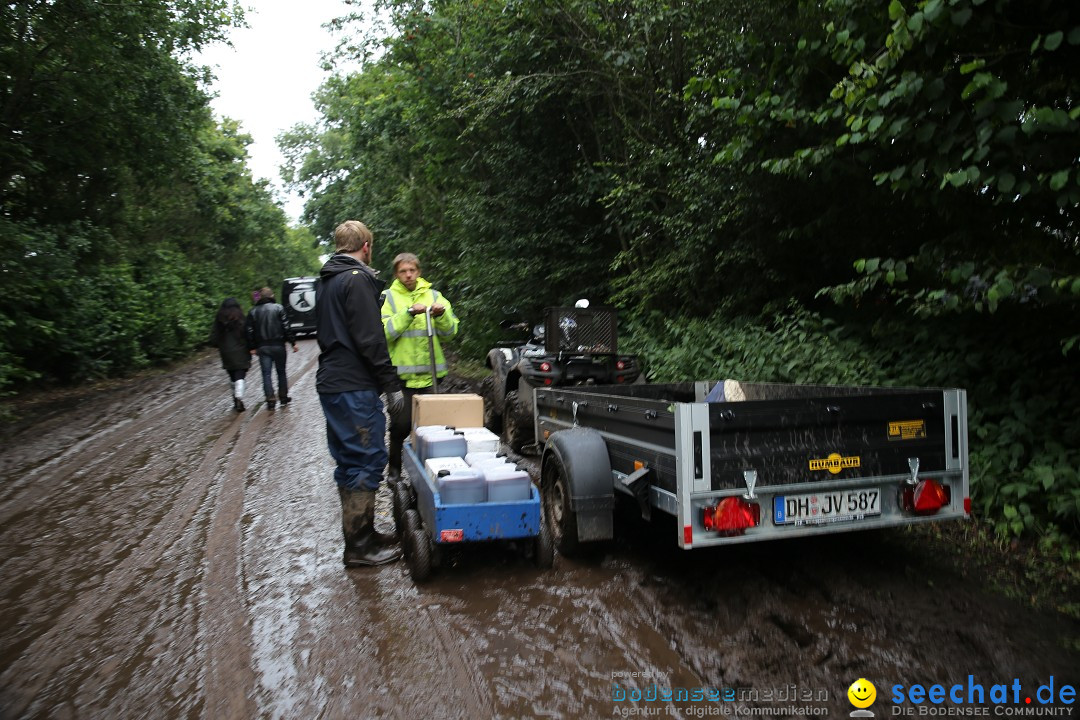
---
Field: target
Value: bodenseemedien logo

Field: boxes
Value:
[849,678,877,717]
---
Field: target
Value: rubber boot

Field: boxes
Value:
[339,487,398,547]
[339,488,402,566]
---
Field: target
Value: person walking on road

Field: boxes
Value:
[380,252,459,481]
[316,220,405,567]
[245,286,297,410]
[209,298,251,412]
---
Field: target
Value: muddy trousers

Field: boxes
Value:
[319,389,387,492]
[256,344,288,401]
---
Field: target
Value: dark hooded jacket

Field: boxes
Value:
[315,253,402,395]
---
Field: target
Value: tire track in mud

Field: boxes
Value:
[421,602,494,715]
[0,350,322,717]
[199,407,267,719]
[0,413,249,716]
[199,349,320,717]
[0,376,221,529]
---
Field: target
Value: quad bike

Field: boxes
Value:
[481,302,644,453]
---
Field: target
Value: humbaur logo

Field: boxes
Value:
[809,453,861,474]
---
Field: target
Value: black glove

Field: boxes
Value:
[386,390,405,416]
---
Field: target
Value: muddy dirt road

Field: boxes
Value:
[1,341,1076,719]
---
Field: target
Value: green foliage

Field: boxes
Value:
[0,1,317,392]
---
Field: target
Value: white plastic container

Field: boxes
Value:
[473,456,513,474]
[436,468,487,504]
[464,451,498,466]
[425,456,469,476]
[414,425,452,462]
[484,465,532,502]
[416,426,468,463]
[459,427,500,454]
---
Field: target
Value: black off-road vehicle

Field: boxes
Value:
[481,304,644,452]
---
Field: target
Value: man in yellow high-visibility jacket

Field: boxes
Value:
[381,252,460,479]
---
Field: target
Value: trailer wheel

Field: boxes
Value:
[543,455,580,556]
[502,389,531,452]
[533,517,554,568]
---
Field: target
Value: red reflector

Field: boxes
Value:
[539,361,552,372]
[900,479,950,515]
[615,376,625,383]
[703,497,760,536]
[543,378,553,385]
[616,360,626,370]
[440,529,464,542]
[683,525,693,545]
[963,497,971,515]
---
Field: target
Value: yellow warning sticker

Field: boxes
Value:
[809,453,861,474]
[888,420,926,441]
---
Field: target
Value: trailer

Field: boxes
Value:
[532,379,970,553]
[395,439,554,582]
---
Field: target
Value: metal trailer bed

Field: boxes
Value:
[533,380,970,550]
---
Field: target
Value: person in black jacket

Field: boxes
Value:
[209,298,251,412]
[316,220,405,567]
[245,286,297,410]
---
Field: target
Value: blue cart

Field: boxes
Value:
[395,440,554,582]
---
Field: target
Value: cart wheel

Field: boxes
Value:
[402,508,421,557]
[407,524,432,582]
[543,453,580,556]
[392,481,412,530]
[533,517,554,569]
[502,389,531,452]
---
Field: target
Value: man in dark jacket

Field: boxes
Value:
[316,220,405,567]
[245,287,298,410]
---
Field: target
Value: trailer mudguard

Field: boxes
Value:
[542,428,614,542]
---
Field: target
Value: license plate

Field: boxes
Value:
[773,488,881,526]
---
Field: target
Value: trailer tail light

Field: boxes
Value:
[539,361,553,385]
[899,478,951,515]
[703,497,760,535]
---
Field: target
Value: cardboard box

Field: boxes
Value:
[411,393,484,446]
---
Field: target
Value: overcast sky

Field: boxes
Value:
[196,0,369,223]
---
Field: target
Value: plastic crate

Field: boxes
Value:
[544,307,618,354]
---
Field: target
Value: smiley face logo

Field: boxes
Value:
[848,678,876,708]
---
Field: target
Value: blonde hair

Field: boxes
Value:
[392,252,420,273]
[334,220,373,253]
